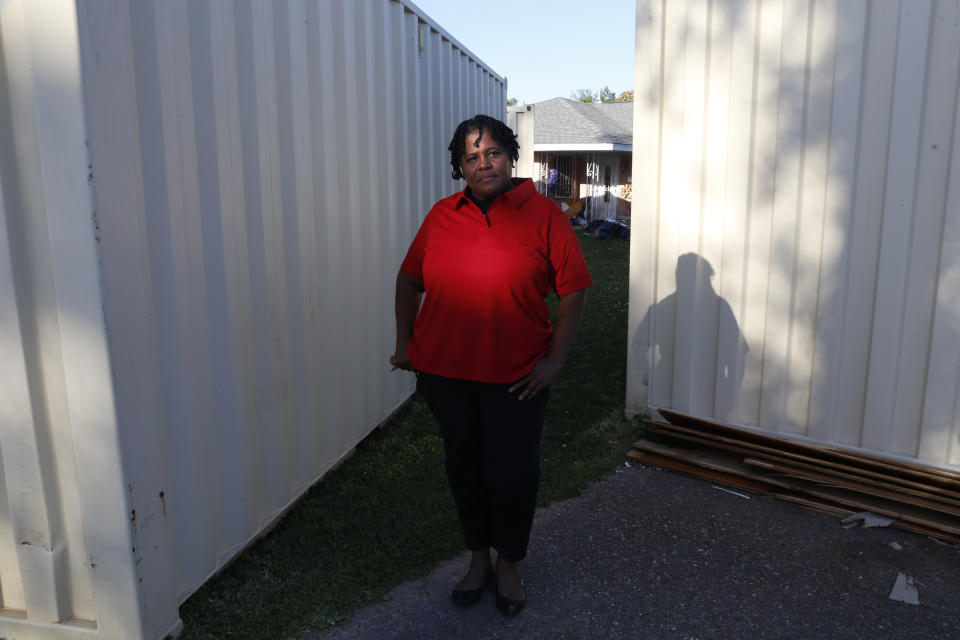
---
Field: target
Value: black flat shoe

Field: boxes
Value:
[495,586,526,616]
[450,572,492,608]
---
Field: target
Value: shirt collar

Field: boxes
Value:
[455,177,536,210]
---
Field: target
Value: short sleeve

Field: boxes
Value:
[549,210,593,295]
[399,210,433,282]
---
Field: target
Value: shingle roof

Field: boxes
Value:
[532,97,633,146]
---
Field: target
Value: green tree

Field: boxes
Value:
[571,88,596,103]
[507,97,518,107]
[599,86,617,103]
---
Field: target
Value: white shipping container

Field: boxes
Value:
[0,1,504,638]
[628,0,960,471]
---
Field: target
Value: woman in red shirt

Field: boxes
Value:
[391,115,591,616]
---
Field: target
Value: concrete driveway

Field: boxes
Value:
[311,462,960,639]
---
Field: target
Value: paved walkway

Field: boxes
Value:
[310,462,960,639]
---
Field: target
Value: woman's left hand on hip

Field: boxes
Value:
[509,357,561,400]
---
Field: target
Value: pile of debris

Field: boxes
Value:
[629,409,960,542]
[582,218,629,239]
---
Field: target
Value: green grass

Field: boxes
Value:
[178,235,637,639]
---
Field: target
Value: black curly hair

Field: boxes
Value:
[447,114,520,180]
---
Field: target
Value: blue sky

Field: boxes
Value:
[409,0,636,105]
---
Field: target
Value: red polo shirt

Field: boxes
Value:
[400,178,593,383]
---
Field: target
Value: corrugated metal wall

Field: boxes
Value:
[0,1,146,637]
[0,1,504,638]
[628,0,960,471]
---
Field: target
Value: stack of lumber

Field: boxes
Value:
[628,409,960,543]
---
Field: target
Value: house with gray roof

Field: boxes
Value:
[508,97,633,220]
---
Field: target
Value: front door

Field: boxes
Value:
[596,158,619,220]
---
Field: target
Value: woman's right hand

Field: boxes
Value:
[393,270,423,372]
[390,344,413,371]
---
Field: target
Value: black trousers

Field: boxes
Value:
[417,372,549,562]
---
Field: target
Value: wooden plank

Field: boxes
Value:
[741,450,960,510]
[656,409,960,485]
[774,494,853,518]
[631,449,861,519]
[644,420,960,504]
[627,449,776,495]
[631,438,960,536]
[658,408,960,480]
[742,457,960,518]
[631,438,816,494]
[798,483,960,536]
[762,491,959,542]
[643,419,960,498]
[629,447,960,544]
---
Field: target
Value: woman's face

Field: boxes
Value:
[460,129,513,200]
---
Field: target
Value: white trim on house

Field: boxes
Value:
[533,143,632,151]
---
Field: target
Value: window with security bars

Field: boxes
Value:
[538,154,575,198]
[553,154,573,198]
